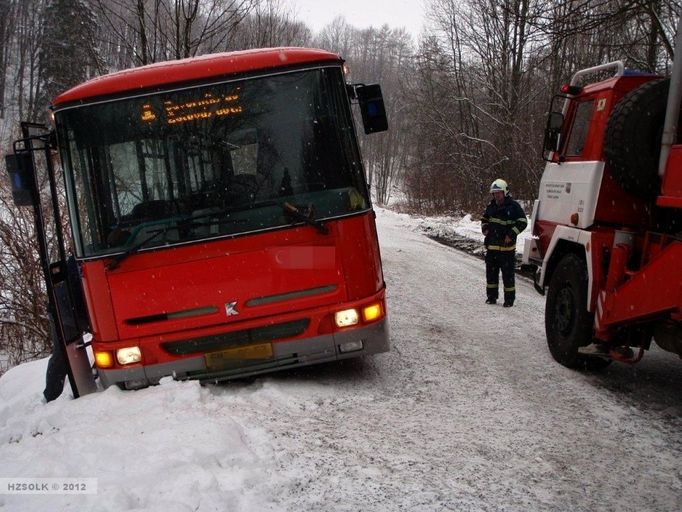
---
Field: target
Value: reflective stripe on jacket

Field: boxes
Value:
[481,196,527,252]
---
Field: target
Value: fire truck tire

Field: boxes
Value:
[604,78,669,198]
[545,254,597,368]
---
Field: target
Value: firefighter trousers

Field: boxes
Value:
[485,250,516,304]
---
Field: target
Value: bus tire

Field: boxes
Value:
[545,254,594,368]
[603,78,668,198]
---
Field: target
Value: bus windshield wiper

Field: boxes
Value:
[107,224,179,270]
[108,201,328,270]
[190,200,278,222]
[283,202,329,235]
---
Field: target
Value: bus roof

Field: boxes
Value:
[53,47,342,107]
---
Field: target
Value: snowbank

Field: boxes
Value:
[377,208,532,256]
[0,359,283,511]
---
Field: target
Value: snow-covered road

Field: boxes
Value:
[1,208,681,511]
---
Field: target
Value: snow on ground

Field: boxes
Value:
[1,207,681,511]
[415,212,486,242]
[410,212,532,256]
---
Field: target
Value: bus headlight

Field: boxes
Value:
[335,308,359,327]
[116,346,142,365]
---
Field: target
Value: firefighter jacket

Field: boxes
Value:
[481,196,528,252]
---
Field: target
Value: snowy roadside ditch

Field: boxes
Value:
[389,210,534,271]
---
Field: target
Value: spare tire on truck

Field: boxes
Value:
[603,78,670,198]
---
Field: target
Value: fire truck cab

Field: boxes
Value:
[524,54,682,369]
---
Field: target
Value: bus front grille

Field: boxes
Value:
[161,318,310,355]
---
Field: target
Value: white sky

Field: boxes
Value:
[292,0,428,37]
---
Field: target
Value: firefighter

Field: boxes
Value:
[481,179,527,307]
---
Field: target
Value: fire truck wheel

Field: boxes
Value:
[545,254,594,368]
[604,78,669,198]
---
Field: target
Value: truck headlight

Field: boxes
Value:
[116,346,142,365]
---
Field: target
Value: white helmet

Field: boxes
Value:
[490,178,509,195]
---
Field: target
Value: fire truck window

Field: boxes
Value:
[566,100,593,156]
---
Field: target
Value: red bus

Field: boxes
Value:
[16,48,389,390]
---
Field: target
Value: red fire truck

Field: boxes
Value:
[6,48,390,394]
[523,47,682,369]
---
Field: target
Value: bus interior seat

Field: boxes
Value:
[130,200,179,221]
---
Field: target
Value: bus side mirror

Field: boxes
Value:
[4,152,36,207]
[543,112,564,156]
[356,84,388,134]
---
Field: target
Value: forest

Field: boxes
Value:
[0,0,679,371]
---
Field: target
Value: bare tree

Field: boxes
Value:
[228,0,311,49]
[38,0,104,119]
[0,160,64,374]
[93,0,258,66]
[404,0,680,214]
[315,20,415,206]
[0,0,17,119]
[10,0,47,121]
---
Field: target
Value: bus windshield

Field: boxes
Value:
[56,66,369,258]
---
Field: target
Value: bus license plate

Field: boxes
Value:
[205,343,273,369]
